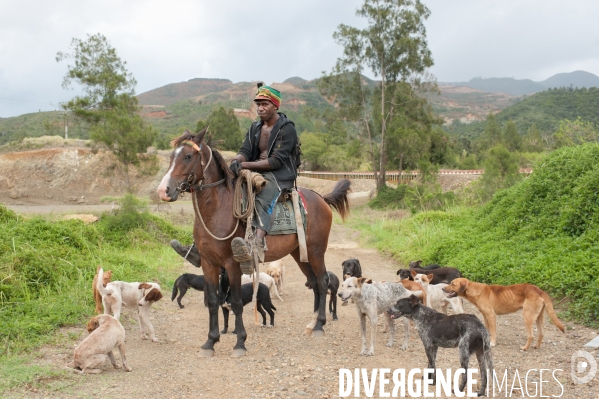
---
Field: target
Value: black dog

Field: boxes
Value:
[220,269,276,334]
[171,273,205,309]
[305,271,340,320]
[397,266,462,284]
[388,295,493,397]
[409,260,441,270]
[341,258,362,280]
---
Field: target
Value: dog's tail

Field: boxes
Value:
[171,276,181,302]
[539,289,565,332]
[482,329,494,396]
[96,268,108,297]
[271,304,277,312]
[271,282,284,302]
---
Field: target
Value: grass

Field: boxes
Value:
[0,197,193,394]
[348,143,599,326]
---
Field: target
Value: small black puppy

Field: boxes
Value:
[305,271,340,320]
[171,273,205,309]
[220,269,276,334]
[387,295,494,397]
[397,266,462,284]
[409,260,441,270]
[341,258,362,280]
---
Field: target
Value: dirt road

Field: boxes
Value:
[7,222,598,399]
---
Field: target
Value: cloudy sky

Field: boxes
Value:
[1,0,598,118]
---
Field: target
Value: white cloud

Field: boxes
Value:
[1,0,599,117]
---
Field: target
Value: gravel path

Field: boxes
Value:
[6,223,598,398]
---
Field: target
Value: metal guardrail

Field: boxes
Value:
[299,168,533,182]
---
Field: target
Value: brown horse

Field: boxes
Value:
[157,128,350,357]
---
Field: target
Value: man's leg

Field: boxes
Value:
[170,240,202,268]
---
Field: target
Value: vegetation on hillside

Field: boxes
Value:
[351,143,599,325]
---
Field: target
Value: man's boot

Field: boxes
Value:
[170,240,202,268]
[231,237,254,275]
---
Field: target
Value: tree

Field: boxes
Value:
[57,33,157,191]
[482,113,502,149]
[553,117,599,148]
[503,119,521,151]
[196,107,242,151]
[320,0,435,189]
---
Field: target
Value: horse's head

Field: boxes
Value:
[157,128,209,202]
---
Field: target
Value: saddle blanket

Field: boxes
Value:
[270,197,308,236]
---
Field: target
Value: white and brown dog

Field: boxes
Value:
[412,272,464,315]
[338,276,422,356]
[241,271,283,301]
[71,314,132,374]
[96,268,163,342]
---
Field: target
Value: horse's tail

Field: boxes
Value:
[323,179,351,221]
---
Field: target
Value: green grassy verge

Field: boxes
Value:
[0,197,192,393]
[348,143,599,326]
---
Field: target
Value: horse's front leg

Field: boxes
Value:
[199,264,220,357]
[225,261,247,357]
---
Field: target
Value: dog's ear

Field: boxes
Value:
[357,277,369,287]
[145,288,163,302]
[426,273,433,282]
[411,269,417,278]
[139,283,152,290]
[409,294,421,306]
[396,269,401,276]
[458,279,468,293]
[343,273,351,281]
[364,278,373,284]
[86,317,100,333]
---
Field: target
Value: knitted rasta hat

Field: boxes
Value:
[254,83,281,109]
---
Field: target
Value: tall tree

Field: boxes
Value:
[57,33,157,191]
[320,0,435,189]
[483,113,502,148]
[503,119,521,151]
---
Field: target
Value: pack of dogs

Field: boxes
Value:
[74,251,566,396]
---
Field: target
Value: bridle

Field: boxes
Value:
[176,139,240,241]
[176,140,225,193]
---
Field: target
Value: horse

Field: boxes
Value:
[157,128,351,357]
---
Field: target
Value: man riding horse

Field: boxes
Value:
[171,83,300,271]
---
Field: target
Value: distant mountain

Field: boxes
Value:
[447,70,599,96]
[539,70,599,89]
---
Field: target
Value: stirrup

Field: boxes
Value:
[256,238,268,263]
[231,237,254,274]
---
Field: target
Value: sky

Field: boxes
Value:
[1,0,599,118]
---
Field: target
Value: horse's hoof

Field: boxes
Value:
[231,348,247,358]
[198,348,214,358]
[312,329,325,338]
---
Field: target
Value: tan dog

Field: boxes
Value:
[443,278,565,350]
[266,260,285,296]
[92,265,112,314]
[72,314,132,374]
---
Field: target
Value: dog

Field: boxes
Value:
[379,279,427,333]
[92,265,112,314]
[305,271,340,320]
[443,278,565,350]
[241,271,283,301]
[413,272,464,315]
[388,295,493,397]
[409,260,441,270]
[220,269,276,333]
[342,258,362,280]
[171,273,205,309]
[397,266,462,284]
[71,314,132,374]
[96,268,163,342]
[338,277,422,355]
[266,260,285,296]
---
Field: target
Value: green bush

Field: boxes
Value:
[352,143,599,325]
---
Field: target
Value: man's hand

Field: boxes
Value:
[230,160,242,177]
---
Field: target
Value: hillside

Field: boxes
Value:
[448,70,599,96]
[446,86,599,139]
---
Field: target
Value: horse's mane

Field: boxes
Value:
[170,130,233,189]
